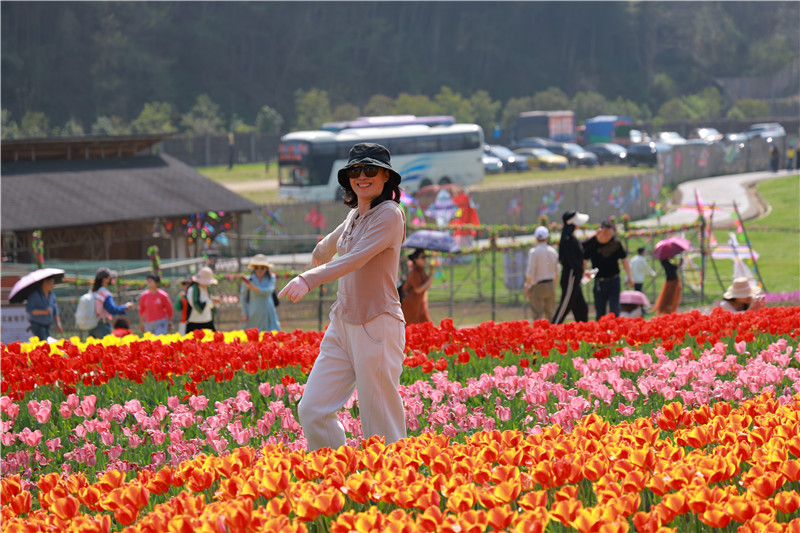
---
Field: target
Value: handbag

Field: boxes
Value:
[272,290,280,307]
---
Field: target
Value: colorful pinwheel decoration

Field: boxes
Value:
[146,245,161,276]
[182,211,231,245]
[31,230,45,268]
[400,191,426,226]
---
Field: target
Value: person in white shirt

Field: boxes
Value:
[629,247,656,292]
[524,226,560,322]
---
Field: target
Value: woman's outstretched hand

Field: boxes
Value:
[278,276,310,302]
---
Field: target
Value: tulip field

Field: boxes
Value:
[2,306,800,532]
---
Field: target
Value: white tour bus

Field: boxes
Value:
[277,124,485,202]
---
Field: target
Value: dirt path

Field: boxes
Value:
[222,178,279,192]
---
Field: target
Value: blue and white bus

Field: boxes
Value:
[278,124,485,202]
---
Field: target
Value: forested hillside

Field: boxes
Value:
[2,1,798,135]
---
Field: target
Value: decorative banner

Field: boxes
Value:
[538,190,563,216]
[31,230,44,268]
[304,207,326,231]
[146,245,161,276]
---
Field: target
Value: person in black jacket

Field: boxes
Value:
[552,211,590,324]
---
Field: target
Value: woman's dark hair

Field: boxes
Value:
[408,248,426,261]
[340,168,401,209]
[113,317,130,329]
[147,273,161,284]
[92,268,112,292]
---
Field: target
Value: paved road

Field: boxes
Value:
[635,169,794,229]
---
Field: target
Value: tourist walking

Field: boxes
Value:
[138,274,173,335]
[401,248,434,324]
[552,211,590,324]
[524,226,559,322]
[240,254,281,332]
[583,219,633,319]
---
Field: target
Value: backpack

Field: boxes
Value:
[75,290,99,330]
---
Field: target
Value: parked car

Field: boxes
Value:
[653,131,687,145]
[584,143,627,165]
[543,142,598,167]
[688,127,723,142]
[512,137,550,149]
[484,144,529,171]
[744,122,786,140]
[482,153,504,174]
[512,147,568,170]
[627,142,672,167]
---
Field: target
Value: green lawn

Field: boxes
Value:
[713,174,799,295]
[197,162,277,183]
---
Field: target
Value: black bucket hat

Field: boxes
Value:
[337,143,402,189]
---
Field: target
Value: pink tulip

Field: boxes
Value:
[45,438,62,452]
[99,431,115,446]
[66,394,80,410]
[18,427,43,446]
[168,396,181,410]
[1,432,16,446]
[188,395,208,411]
[258,382,271,397]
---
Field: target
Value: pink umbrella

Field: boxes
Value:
[620,290,650,307]
[8,268,65,304]
[653,236,691,260]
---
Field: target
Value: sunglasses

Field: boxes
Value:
[346,165,381,179]
[254,266,268,270]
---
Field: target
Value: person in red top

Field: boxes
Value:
[401,248,434,324]
[138,274,173,335]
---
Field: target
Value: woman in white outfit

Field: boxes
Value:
[279,143,407,451]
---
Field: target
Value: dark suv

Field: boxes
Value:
[626,142,672,167]
[543,142,598,167]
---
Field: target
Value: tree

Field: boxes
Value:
[56,118,85,137]
[131,102,178,134]
[20,111,50,138]
[331,103,360,122]
[682,87,726,119]
[469,90,501,136]
[531,87,570,111]
[727,99,770,119]
[255,105,284,134]
[571,91,608,123]
[499,97,532,138]
[229,113,254,133]
[90,116,130,135]
[2,110,20,139]
[363,94,395,116]
[293,88,331,130]
[656,98,692,121]
[181,94,225,136]
[434,86,473,123]
[394,93,439,116]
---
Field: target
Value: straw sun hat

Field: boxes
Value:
[192,266,218,286]
[248,254,274,270]
[723,277,761,299]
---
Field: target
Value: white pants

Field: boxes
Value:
[299,312,406,451]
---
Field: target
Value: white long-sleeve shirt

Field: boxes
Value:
[630,255,656,283]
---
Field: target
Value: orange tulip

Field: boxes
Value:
[95,470,126,493]
[550,499,583,525]
[699,505,732,528]
[748,472,782,499]
[517,490,548,511]
[0,475,21,504]
[774,490,800,514]
[779,459,800,481]
[113,503,139,526]
[416,505,444,532]
[445,485,476,513]
[727,499,757,523]
[51,495,81,521]
[514,508,549,533]
[487,504,517,531]
[9,491,31,515]
[37,472,60,495]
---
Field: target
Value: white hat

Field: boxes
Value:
[192,266,218,286]
[248,254,274,269]
[724,277,761,299]
[534,226,549,240]
[563,210,589,226]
